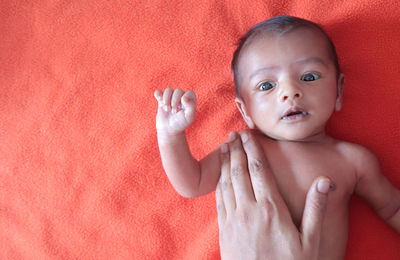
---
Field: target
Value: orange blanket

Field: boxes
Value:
[1,1,399,259]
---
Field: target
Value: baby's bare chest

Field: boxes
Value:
[259,138,357,225]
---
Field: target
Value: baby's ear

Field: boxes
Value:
[235,98,255,128]
[335,73,345,111]
[230,71,235,81]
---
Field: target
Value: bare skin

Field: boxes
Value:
[217,131,334,260]
[154,28,400,259]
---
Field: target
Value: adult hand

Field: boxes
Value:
[216,131,334,260]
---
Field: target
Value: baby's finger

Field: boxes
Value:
[182,90,196,103]
[154,90,163,106]
[162,88,173,109]
[181,90,197,121]
[171,89,184,111]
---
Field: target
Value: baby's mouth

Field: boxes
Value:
[281,107,309,121]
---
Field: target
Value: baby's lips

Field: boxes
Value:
[281,106,308,118]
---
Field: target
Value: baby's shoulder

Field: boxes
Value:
[333,139,380,171]
[334,139,375,158]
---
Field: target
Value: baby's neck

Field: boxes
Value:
[269,130,333,144]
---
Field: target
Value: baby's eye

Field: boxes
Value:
[301,72,320,81]
[258,81,276,91]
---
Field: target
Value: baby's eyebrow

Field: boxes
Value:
[249,57,327,81]
[293,57,327,67]
[249,66,279,81]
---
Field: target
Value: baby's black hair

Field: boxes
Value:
[231,15,341,97]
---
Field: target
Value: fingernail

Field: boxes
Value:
[227,132,236,142]
[317,179,331,194]
[241,132,248,143]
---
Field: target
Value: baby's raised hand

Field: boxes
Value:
[154,88,197,136]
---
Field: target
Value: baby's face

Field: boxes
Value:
[236,28,344,141]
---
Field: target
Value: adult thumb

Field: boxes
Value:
[300,177,334,255]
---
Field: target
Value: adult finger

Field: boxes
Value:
[239,131,282,203]
[215,184,226,229]
[300,177,333,252]
[218,142,236,213]
[228,132,255,207]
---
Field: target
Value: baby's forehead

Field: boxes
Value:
[238,28,331,66]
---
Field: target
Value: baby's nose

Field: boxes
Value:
[280,82,303,102]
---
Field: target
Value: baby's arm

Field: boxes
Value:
[154,88,222,198]
[354,147,400,232]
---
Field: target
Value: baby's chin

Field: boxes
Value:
[259,129,325,142]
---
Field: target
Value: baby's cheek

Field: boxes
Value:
[252,102,274,120]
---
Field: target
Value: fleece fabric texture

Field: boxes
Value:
[1,0,399,259]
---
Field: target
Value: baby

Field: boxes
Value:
[154,16,400,259]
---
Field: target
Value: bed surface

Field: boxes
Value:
[1,1,399,259]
